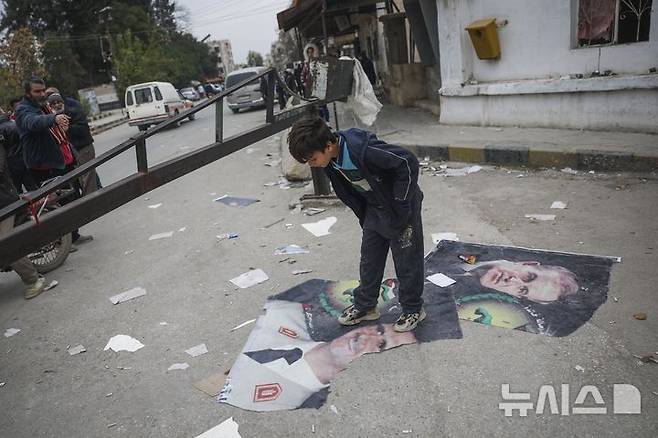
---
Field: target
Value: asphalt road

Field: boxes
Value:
[1,103,656,437]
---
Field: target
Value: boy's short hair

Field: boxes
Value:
[288,115,336,163]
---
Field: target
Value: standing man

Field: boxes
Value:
[15,77,92,244]
[0,107,36,192]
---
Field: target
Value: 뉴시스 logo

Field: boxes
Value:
[499,383,641,416]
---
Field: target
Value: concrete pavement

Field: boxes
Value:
[0,102,656,437]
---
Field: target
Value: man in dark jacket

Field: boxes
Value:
[288,116,426,332]
[46,90,100,194]
[0,110,48,299]
[0,111,36,192]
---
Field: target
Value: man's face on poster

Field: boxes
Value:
[327,324,415,367]
[326,279,397,312]
[477,260,577,303]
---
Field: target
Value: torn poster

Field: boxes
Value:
[214,195,260,207]
[219,278,461,411]
[425,240,616,337]
[302,217,337,237]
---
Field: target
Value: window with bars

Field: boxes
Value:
[577,0,652,46]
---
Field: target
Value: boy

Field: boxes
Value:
[288,116,425,332]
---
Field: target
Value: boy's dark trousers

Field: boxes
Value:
[352,191,424,314]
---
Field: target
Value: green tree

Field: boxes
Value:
[246,50,264,67]
[0,26,47,107]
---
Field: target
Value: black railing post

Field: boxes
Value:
[265,70,275,123]
[135,138,148,172]
[215,98,224,143]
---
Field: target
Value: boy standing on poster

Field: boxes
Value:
[287,116,425,332]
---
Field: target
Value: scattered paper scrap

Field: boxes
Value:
[292,269,313,275]
[178,227,187,232]
[195,417,241,438]
[214,195,259,207]
[274,245,309,255]
[302,216,337,237]
[550,201,568,209]
[159,322,169,326]
[44,280,58,291]
[193,372,225,397]
[330,405,339,415]
[217,233,238,241]
[167,363,190,371]
[304,208,326,216]
[149,231,174,240]
[124,250,134,255]
[67,344,86,356]
[104,335,144,353]
[431,232,459,244]
[0,382,5,387]
[148,203,162,209]
[185,343,208,357]
[230,269,269,289]
[575,365,585,372]
[427,273,456,287]
[444,165,482,177]
[230,319,256,332]
[4,328,20,337]
[525,214,556,221]
[109,287,146,305]
[561,167,578,175]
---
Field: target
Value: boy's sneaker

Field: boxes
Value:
[338,304,380,326]
[24,276,46,300]
[394,307,427,332]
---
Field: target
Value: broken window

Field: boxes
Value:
[577,0,652,46]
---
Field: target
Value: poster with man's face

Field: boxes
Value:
[425,240,616,337]
[219,278,462,412]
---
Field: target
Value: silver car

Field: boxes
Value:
[225,67,266,113]
[179,87,200,101]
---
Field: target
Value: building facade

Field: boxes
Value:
[208,39,236,77]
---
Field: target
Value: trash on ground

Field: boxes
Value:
[285,223,294,230]
[4,328,20,337]
[193,372,226,397]
[149,231,174,240]
[561,167,578,175]
[185,343,209,357]
[124,250,134,255]
[304,208,326,216]
[575,365,585,372]
[168,362,190,371]
[633,354,658,364]
[109,287,146,305]
[107,423,118,429]
[516,174,526,178]
[0,382,5,387]
[444,165,482,177]
[147,203,162,209]
[402,430,413,434]
[550,201,568,209]
[431,232,459,244]
[458,255,477,264]
[44,280,58,291]
[178,227,187,232]
[274,245,309,255]
[230,319,256,332]
[67,344,86,355]
[230,269,269,289]
[302,216,337,237]
[633,312,647,320]
[525,214,556,221]
[264,158,282,167]
[427,273,456,287]
[263,218,285,229]
[330,405,339,415]
[195,417,241,438]
[159,321,169,326]
[613,297,619,302]
[214,195,260,207]
[216,232,239,241]
[292,269,313,275]
[104,335,144,353]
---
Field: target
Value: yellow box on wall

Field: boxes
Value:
[465,18,500,59]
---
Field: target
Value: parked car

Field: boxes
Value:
[179,87,201,101]
[125,81,192,131]
[225,67,267,113]
[203,83,223,96]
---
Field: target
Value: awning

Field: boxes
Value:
[277,0,381,37]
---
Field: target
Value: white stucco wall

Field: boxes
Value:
[437,0,658,86]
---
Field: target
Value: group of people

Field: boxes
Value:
[0,76,101,299]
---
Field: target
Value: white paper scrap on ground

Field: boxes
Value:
[427,273,456,287]
[104,335,144,353]
[68,344,86,355]
[109,287,146,305]
[550,201,567,209]
[178,227,187,232]
[431,232,460,244]
[330,405,339,415]
[292,269,313,275]
[44,280,58,291]
[185,343,208,357]
[274,245,309,255]
[525,214,556,221]
[302,216,337,237]
[230,269,269,289]
[149,231,174,240]
[195,417,241,438]
[147,203,162,209]
[4,328,20,337]
[561,167,578,175]
[230,319,256,332]
[167,362,190,371]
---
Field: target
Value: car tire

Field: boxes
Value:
[188,113,195,121]
[174,110,181,127]
[231,108,239,114]
[138,125,148,131]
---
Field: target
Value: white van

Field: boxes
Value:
[225,67,267,113]
[125,81,193,131]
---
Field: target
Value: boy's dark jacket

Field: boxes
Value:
[325,128,421,231]
[15,97,63,170]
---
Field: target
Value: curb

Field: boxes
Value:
[401,143,658,172]
[90,117,129,136]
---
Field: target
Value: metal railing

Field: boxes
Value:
[0,67,345,266]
